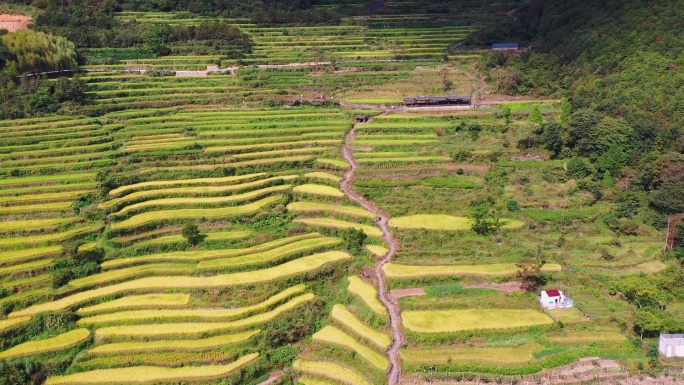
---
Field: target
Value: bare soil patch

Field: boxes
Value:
[0,14,32,32]
[391,287,426,299]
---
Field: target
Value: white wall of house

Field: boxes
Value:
[659,335,684,357]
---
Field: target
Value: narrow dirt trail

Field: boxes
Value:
[340,116,405,385]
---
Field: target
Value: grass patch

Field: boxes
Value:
[46,353,258,385]
[293,184,345,198]
[546,330,627,344]
[0,329,90,359]
[294,218,382,237]
[402,309,554,333]
[545,307,585,323]
[89,330,259,354]
[383,262,563,278]
[348,276,386,316]
[287,202,376,219]
[313,325,389,370]
[331,304,391,349]
[389,214,524,231]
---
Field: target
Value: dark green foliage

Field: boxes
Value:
[566,157,592,179]
[649,163,684,214]
[182,223,204,246]
[541,123,563,157]
[260,297,325,346]
[576,179,603,201]
[616,190,646,218]
[341,227,366,256]
[633,309,663,340]
[0,312,78,351]
[506,199,520,212]
[469,203,495,235]
[527,104,543,125]
[0,359,44,385]
[51,243,104,288]
[1,30,77,73]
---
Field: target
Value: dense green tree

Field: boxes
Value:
[527,104,543,125]
[182,223,204,246]
[616,191,646,218]
[501,104,511,124]
[649,164,684,214]
[1,30,77,73]
[560,97,571,125]
[566,158,591,179]
[596,144,629,175]
[542,123,563,157]
[470,204,495,235]
[590,117,633,155]
[341,227,366,256]
[633,309,663,341]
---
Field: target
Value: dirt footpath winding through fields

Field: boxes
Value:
[340,115,406,385]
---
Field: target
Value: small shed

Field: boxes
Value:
[492,43,519,52]
[355,114,368,123]
[539,289,573,309]
[659,334,684,357]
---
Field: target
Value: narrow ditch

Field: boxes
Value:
[339,119,405,385]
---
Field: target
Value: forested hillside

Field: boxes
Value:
[473,0,683,241]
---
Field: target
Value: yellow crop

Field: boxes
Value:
[331,304,391,349]
[0,329,90,359]
[46,353,259,384]
[347,276,386,316]
[313,326,389,370]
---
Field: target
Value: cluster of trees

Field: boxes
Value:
[1,29,77,73]
[51,241,104,288]
[0,28,89,118]
[143,22,252,57]
[475,0,683,226]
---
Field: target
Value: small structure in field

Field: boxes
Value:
[659,334,684,357]
[492,43,520,52]
[539,289,573,309]
[403,94,471,107]
[355,114,369,123]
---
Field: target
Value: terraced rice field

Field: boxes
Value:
[402,309,555,333]
[383,262,563,278]
[0,9,640,384]
[389,214,525,231]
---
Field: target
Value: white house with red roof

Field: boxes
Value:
[539,289,573,309]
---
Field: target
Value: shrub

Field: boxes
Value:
[566,158,591,179]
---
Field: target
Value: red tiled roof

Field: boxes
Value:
[544,289,561,297]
